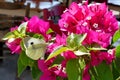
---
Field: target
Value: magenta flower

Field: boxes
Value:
[82,49,115,80]
[54,61,67,78]
[103,11,118,35]
[61,51,77,60]
[83,65,90,80]
[58,2,88,33]
[10,26,18,31]
[97,32,111,48]
[6,38,21,54]
[49,21,62,35]
[27,16,50,40]
[68,2,88,21]
[88,3,107,16]
[38,59,67,80]
[48,34,67,53]
[87,3,118,35]
[82,30,98,45]
[59,2,118,35]
[82,30,111,48]
[50,2,118,80]
[38,60,56,80]
[101,49,115,64]
[59,12,78,33]
[90,49,115,66]
[59,2,89,33]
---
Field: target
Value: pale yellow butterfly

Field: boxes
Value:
[23,37,47,60]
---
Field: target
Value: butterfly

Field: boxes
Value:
[23,37,47,60]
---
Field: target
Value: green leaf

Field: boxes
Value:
[53,55,64,64]
[78,58,86,70]
[114,58,120,74]
[49,64,59,69]
[13,30,26,38]
[46,46,70,61]
[2,32,15,40]
[74,33,87,45]
[18,22,27,34]
[17,56,27,77]
[47,28,53,34]
[89,67,97,80]
[19,51,35,67]
[95,62,113,80]
[56,77,68,80]
[78,46,88,52]
[88,43,107,51]
[67,33,87,48]
[112,61,120,80]
[67,33,76,48]
[31,62,41,80]
[113,30,120,43]
[74,46,89,56]
[88,47,107,51]
[66,59,82,80]
[33,34,43,39]
[20,40,26,51]
[116,45,120,58]
[13,30,20,36]
[74,50,89,56]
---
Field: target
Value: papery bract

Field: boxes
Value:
[88,3,107,16]
[10,26,18,31]
[61,51,77,60]
[59,2,88,33]
[54,61,67,78]
[103,49,115,64]
[38,60,56,80]
[83,31,111,48]
[83,65,90,80]
[59,12,78,33]
[6,38,21,54]
[82,30,98,45]
[27,16,50,40]
[69,2,89,21]
[38,59,67,80]
[59,3,119,35]
[97,32,111,48]
[90,49,115,66]
[88,3,118,35]
[48,34,67,53]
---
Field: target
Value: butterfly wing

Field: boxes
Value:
[24,37,47,60]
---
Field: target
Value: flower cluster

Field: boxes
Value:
[59,2,118,47]
[3,2,120,80]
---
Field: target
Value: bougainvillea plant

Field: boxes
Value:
[2,2,120,80]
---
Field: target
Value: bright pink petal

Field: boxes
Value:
[6,38,21,54]
[27,16,50,40]
[83,65,90,80]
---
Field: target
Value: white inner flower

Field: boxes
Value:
[108,49,113,55]
[93,23,98,28]
[96,30,102,32]
[62,67,66,73]
[63,9,68,13]
[57,65,62,70]
[83,22,87,26]
[64,23,68,28]
[86,16,91,20]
